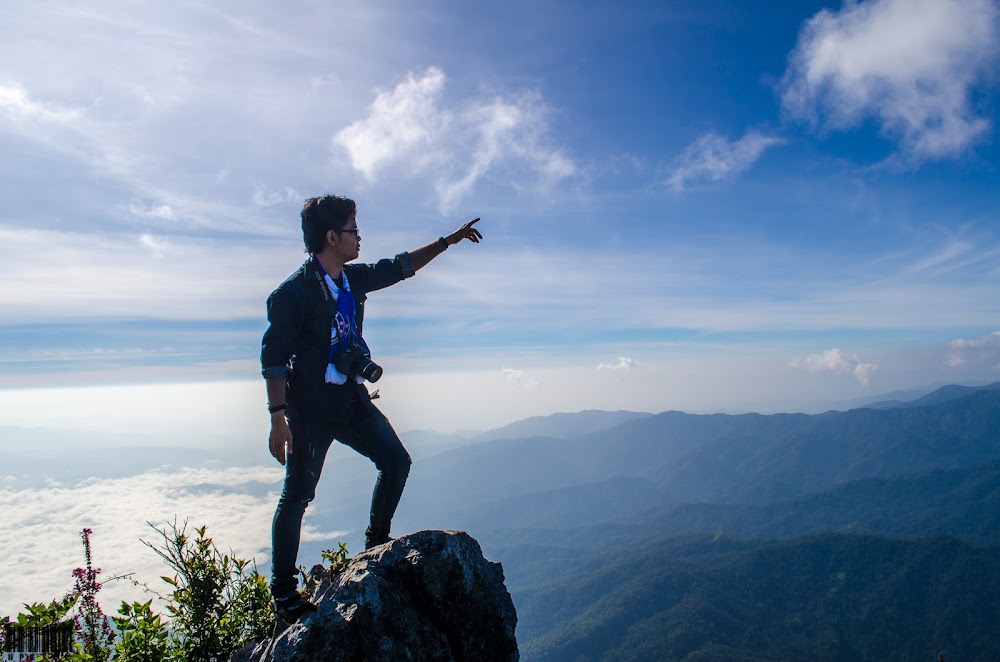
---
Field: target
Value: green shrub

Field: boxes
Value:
[111,600,169,662]
[143,520,272,661]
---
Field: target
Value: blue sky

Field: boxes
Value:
[3,0,1000,620]
[2,0,1000,435]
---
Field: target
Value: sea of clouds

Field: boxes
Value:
[0,463,351,620]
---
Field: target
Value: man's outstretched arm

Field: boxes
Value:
[409,218,482,271]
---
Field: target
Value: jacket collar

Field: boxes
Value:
[302,258,339,314]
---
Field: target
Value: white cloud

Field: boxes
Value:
[667,129,783,191]
[853,361,879,385]
[790,348,879,385]
[781,0,1000,160]
[502,367,539,389]
[0,82,81,122]
[597,356,639,373]
[138,233,166,258]
[946,330,1000,367]
[502,367,522,382]
[333,67,575,212]
[252,185,303,208]
[335,67,449,182]
[129,202,177,221]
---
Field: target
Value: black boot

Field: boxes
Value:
[364,526,393,550]
[272,591,317,623]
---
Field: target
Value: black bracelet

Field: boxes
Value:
[268,403,287,414]
[437,236,448,250]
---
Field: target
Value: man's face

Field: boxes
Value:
[329,214,361,262]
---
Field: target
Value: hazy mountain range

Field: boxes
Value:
[386,382,1000,660]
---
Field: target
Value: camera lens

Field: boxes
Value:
[358,358,383,383]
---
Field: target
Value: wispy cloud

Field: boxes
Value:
[334,67,575,212]
[129,202,177,221]
[138,233,167,258]
[791,348,879,385]
[0,224,295,322]
[252,184,303,208]
[0,83,81,122]
[946,330,1000,368]
[667,129,783,191]
[4,218,1000,391]
[781,0,1000,160]
[0,4,415,239]
[502,367,539,389]
[597,356,639,373]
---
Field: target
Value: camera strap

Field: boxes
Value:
[311,255,371,385]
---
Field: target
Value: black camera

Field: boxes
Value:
[334,341,383,383]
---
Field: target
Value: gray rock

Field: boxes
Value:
[242,530,518,662]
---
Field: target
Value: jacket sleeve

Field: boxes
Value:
[260,284,304,380]
[351,252,415,295]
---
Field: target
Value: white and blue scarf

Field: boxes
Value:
[312,255,371,385]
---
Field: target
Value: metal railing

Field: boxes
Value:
[2,621,74,656]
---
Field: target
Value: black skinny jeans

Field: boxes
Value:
[270,401,411,597]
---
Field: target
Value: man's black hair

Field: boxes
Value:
[301,195,357,253]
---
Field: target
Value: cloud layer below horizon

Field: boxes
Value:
[0,465,294,619]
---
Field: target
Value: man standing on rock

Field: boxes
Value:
[261,194,482,621]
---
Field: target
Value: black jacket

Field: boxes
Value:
[260,253,415,421]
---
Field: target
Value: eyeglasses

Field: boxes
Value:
[338,228,360,235]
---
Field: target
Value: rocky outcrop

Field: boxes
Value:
[238,530,518,662]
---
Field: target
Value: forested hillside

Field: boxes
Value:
[422,386,1000,661]
[516,534,1000,661]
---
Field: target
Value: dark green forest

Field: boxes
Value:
[512,534,1000,661]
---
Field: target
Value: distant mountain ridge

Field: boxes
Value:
[834,380,994,410]
[860,381,1000,409]
[473,409,653,442]
[657,389,1000,503]
[396,389,1000,531]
